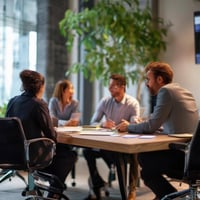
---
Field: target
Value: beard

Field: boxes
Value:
[147,87,156,96]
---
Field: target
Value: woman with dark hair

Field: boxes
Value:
[6,69,77,199]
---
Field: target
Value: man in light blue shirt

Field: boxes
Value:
[83,74,140,200]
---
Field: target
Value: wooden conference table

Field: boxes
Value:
[56,128,191,200]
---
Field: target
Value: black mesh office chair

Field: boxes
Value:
[162,121,200,200]
[0,117,67,199]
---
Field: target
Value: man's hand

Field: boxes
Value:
[65,119,79,126]
[130,116,143,124]
[102,119,116,129]
[116,119,129,132]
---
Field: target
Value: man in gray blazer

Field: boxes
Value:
[116,62,199,200]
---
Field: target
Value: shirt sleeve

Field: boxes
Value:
[90,98,105,124]
[48,97,58,118]
[35,99,57,141]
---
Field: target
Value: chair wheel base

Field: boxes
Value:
[71,181,76,187]
[105,190,109,196]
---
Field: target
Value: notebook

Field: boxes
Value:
[80,129,114,136]
[82,125,101,131]
[168,133,193,138]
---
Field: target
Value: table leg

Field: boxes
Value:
[127,154,138,200]
[115,153,139,200]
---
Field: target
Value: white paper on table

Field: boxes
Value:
[139,135,155,139]
[122,134,139,138]
[70,112,81,121]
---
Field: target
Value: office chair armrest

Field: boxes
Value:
[25,137,56,148]
[24,138,56,170]
[169,142,188,152]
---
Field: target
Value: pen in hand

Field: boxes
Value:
[103,118,116,129]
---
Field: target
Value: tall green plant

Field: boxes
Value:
[59,0,168,101]
[0,103,7,117]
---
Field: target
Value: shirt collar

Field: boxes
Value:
[112,94,126,104]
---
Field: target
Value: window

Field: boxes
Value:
[0,0,37,105]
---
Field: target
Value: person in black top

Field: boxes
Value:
[6,69,77,199]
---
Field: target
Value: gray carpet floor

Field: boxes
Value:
[0,154,187,200]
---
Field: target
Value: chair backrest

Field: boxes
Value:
[0,117,26,169]
[0,117,56,171]
[184,120,200,181]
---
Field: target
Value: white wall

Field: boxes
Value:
[159,0,200,108]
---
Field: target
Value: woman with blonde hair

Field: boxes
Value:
[49,80,80,126]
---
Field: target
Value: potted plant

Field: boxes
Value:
[59,0,169,102]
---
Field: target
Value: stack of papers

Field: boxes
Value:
[55,126,82,133]
[82,125,101,131]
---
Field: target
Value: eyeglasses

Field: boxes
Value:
[109,84,120,90]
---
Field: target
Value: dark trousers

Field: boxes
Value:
[83,148,115,188]
[42,143,77,185]
[138,150,185,199]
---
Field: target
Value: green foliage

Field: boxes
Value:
[0,103,7,117]
[59,0,168,87]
